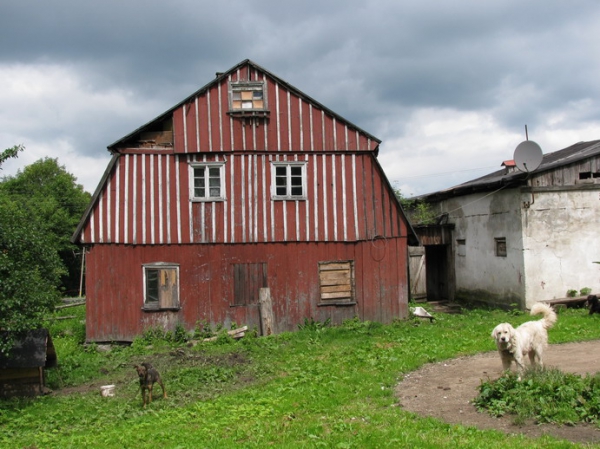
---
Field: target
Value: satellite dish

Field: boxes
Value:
[513,140,543,172]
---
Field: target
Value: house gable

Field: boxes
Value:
[109,59,380,154]
[72,60,416,247]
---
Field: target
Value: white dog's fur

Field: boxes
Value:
[491,303,557,379]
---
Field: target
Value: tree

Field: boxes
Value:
[1,158,91,295]
[393,187,437,226]
[0,144,24,167]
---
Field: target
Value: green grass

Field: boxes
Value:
[1,304,600,448]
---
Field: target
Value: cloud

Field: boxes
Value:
[1,0,600,196]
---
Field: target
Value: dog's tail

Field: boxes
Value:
[530,302,557,329]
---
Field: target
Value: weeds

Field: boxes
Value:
[475,368,600,426]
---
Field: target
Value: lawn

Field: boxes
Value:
[1,304,600,448]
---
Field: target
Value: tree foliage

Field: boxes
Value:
[0,151,91,353]
[0,157,91,295]
[393,187,438,226]
[0,144,24,167]
[0,191,64,353]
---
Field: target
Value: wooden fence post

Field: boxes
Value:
[259,287,274,336]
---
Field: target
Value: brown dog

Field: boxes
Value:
[134,362,166,407]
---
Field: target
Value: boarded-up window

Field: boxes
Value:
[233,263,267,306]
[143,263,180,310]
[318,261,355,305]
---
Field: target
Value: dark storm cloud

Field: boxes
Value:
[1,0,600,194]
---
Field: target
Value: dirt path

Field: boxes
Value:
[395,340,600,444]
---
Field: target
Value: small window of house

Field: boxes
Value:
[143,263,180,310]
[232,263,267,307]
[495,238,507,257]
[229,82,267,111]
[457,239,466,257]
[190,163,225,201]
[318,261,356,306]
[578,171,600,180]
[271,162,307,200]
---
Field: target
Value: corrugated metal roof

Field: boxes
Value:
[415,139,600,201]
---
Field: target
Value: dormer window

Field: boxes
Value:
[229,81,267,112]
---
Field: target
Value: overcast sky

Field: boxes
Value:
[2,0,600,197]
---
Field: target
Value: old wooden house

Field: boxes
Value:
[72,60,418,342]
[413,139,600,309]
[0,329,57,397]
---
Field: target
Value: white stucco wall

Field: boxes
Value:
[522,188,600,306]
[439,189,526,307]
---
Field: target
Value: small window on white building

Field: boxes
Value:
[457,239,466,257]
[495,237,507,257]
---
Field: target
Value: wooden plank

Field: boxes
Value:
[259,287,274,336]
[319,262,351,271]
[321,291,352,300]
[540,295,592,306]
[320,285,352,294]
[319,271,350,283]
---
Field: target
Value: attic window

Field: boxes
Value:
[229,82,267,112]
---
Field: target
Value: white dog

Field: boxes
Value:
[491,303,557,379]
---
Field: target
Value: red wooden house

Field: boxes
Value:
[72,60,418,342]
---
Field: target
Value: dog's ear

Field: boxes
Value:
[491,325,500,339]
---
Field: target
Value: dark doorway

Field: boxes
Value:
[425,245,450,302]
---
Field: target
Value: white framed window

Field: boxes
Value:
[229,81,267,111]
[143,263,180,311]
[190,162,225,201]
[271,162,307,200]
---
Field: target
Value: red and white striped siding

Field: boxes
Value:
[78,62,404,245]
[80,151,404,245]
[173,66,378,154]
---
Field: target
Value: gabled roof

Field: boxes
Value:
[108,59,381,152]
[416,139,600,202]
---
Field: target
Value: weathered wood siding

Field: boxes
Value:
[75,61,414,341]
[85,238,409,341]
[531,155,600,187]
[171,66,378,154]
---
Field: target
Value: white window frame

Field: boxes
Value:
[189,162,226,202]
[271,161,307,200]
